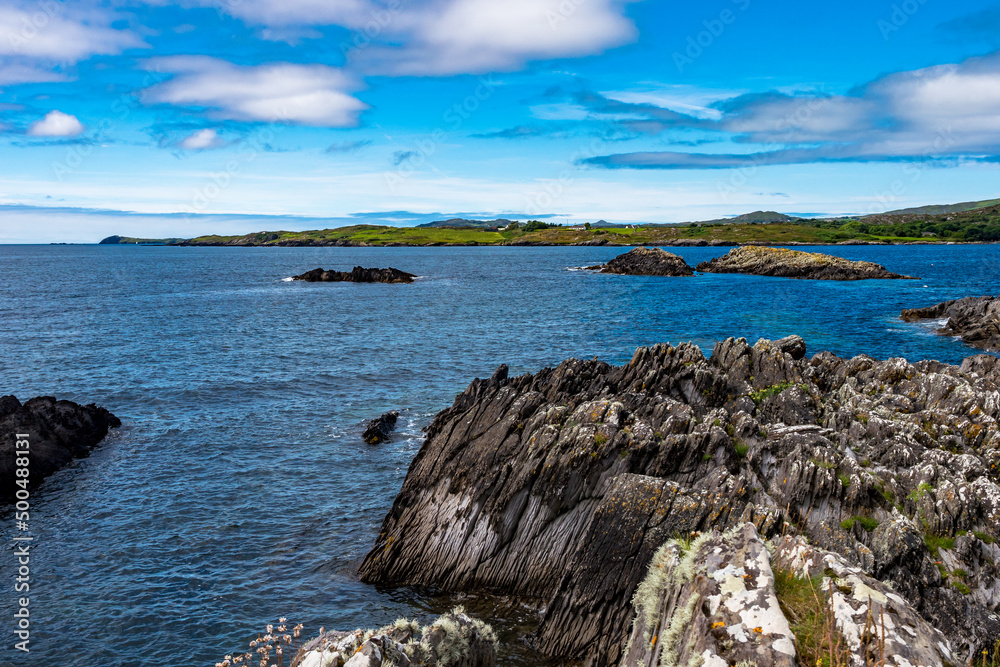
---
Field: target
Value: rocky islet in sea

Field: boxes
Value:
[357,335,1000,665]
[587,246,695,276]
[695,245,917,280]
[293,267,417,284]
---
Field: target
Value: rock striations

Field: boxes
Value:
[696,246,917,280]
[293,267,416,284]
[0,395,120,502]
[588,247,694,276]
[359,336,1000,665]
[902,296,1000,352]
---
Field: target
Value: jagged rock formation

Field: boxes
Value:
[359,335,1000,665]
[588,247,694,276]
[363,410,399,444]
[291,608,497,667]
[620,524,957,667]
[695,246,917,280]
[0,395,121,502]
[901,296,1000,352]
[293,267,416,284]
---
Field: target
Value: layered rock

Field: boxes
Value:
[0,395,121,502]
[695,246,917,280]
[359,336,1000,665]
[363,410,399,444]
[588,247,694,276]
[293,267,416,284]
[901,296,1000,351]
[291,609,497,667]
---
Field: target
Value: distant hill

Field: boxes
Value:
[417,218,517,229]
[685,211,800,226]
[883,198,1000,215]
[99,235,185,245]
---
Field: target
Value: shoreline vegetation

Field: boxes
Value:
[97,202,1000,247]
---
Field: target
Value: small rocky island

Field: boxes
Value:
[696,246,917,280]
[587,247,694,276]
[293,267,417,284]
[902,295,1000,352]
[359,336,1000,665]
[0,395,120,502]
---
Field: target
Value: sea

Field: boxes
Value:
[0,243,997,666]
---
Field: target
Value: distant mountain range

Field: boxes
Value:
[416,218,517,229]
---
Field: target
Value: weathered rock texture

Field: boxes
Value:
[0,395,120,502]
[620,524,797,667]
[291,608,497,667]
[621,524,959,667]
[363,410,399,444]
[695,246,917,280]
[359,336,1000,665]
[293,267,416,284]
[589,247,694,276]
[901,296,1000,352]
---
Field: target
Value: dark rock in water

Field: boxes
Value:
[901,296,1000,351]
[592,247,694,276]
[696,246,917,280]
[291,608,497,667]
[293,267,416,284]
[0,395,120,502]
[363,410,399,444]
[360,336,1000,664]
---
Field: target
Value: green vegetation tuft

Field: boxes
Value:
[924,533,956,556]
[840,516,879,532]
[734,440,749,458]
[773,569,850,667]
[974,530,996,545]
[594,432,608,446]
[750,382,793,405]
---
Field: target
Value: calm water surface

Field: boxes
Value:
[0,244,997,666]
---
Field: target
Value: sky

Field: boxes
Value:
[1,0,999,242]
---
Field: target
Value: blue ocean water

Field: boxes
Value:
[0,243,997,666]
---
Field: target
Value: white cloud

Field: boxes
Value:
[0,61,65,86]
[27,110,84,137]
[353,0,639,75]
[179,128,224,150]
[142,56,368,127]
[0,5,143,61]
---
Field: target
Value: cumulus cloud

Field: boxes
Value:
[580,51,1000,169]
[142,56,367,127]
[179,128,224,150]
[190,0,638,76]
[27,110,84,137]
[352,0,638,75]
[0,4,142,61]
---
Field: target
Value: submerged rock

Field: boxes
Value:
[901,295,1000,352]
[0,395,120,502]
[359,336,1000,664]
[695,246,917,280]
[291,608,497,667]
[363,410,399,444]
[589,247,694,276]
[293,267,416,284]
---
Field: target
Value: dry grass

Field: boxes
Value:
[773,569,850,667]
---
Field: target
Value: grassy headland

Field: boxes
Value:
[103,202,1000,247]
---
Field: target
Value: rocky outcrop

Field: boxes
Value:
[0,395,120,501]
[293,267,416,283]
[620,524,957,667]
[291,608,497,667]
[695,246,917,280]
[588,247,694,276]
[901,296,1000,352]
[359,336,1000,665]
[363,410,399,444]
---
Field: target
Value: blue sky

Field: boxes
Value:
[1,0,999,241]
